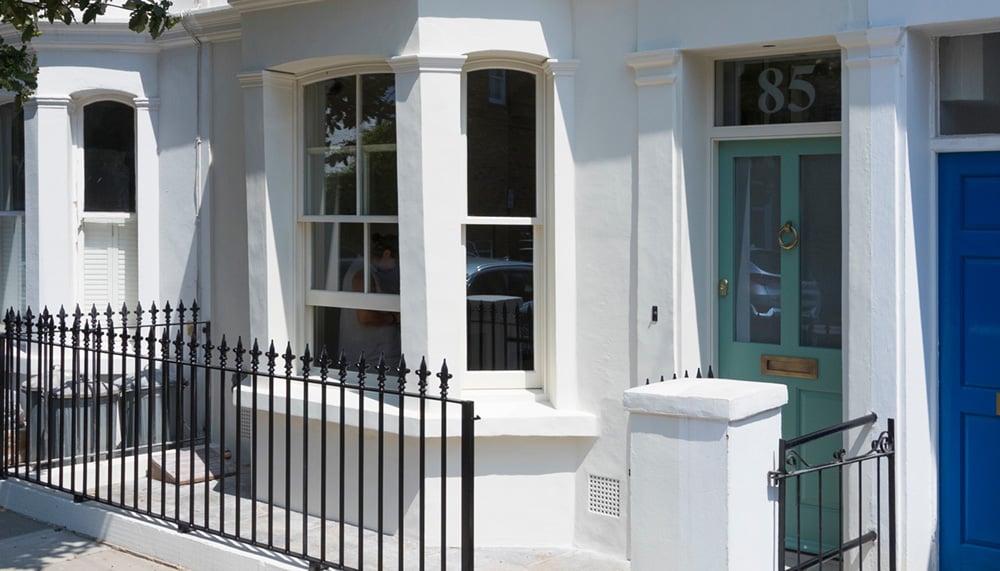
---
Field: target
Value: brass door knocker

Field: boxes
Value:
[777,221,799,251]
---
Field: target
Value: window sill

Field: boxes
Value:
[235,382,598,439]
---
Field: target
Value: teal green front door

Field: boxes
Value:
[718,137,843,552]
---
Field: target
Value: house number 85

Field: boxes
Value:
[757,65,816,114]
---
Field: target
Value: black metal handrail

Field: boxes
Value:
[1,302,475,571]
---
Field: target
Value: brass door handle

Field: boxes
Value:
[719,279,729,297]
[778,221,799,251]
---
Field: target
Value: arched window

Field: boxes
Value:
[80,100,138,310]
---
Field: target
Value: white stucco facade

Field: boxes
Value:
[8,0,1000,566]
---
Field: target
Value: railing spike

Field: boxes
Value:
[707,365,715,378]
[416,357,431,395]
[397,354,409,392]
[437,359,452,398]
[301,344,312,374]
[660,375,665,383]
[696,367,703,378]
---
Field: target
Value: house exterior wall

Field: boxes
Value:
[11,0,1000,566]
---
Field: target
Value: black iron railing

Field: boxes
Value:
[769,413,896,571]
[0,302,475,571]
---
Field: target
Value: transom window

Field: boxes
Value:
[939,32,1000,135]
[303,73,401,365]
[715,51,841,126]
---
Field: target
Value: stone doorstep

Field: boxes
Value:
[149,446,236,484]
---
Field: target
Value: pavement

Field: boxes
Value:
[0,507,179,570]
[0,498,629,571]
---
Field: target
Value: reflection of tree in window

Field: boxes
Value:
[84,101,135,212]
[317,75,397,216]
[303,72,400,362]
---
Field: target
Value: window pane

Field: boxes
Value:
[733,156,781,345]
[467,69,536,217]
[0,215,25,312]
[304,77,358,215]
[0,104,24,211]
[799,154,841,348]
[314,305,401,368]
[312,222,400,294]
[311,222,363,291]
[940,33,1000,135]
[466,224,534,371]
[361,74,397,215]
[715,52,841,126]
[84,101,135,212]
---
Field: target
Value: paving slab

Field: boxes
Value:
[0,507,180,571]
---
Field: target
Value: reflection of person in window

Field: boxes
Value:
[338,234,401,369]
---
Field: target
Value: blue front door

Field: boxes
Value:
[940,152,1000,570]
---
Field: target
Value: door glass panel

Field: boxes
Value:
[799,154,841,348]
[733,155,781,344]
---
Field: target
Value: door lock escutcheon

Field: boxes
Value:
[719,278,729,297]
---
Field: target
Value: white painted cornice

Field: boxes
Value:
[238,72,264,89]
[262,69,296,89]
[837,27,903,67]
[27,22,160,53]
[543,59,579,77]
[182,6,242,43]
[626,48,679,87]
[228,0,323,14]
[388,54,468,75]
[30,96,72,109]
[133,97,160,111]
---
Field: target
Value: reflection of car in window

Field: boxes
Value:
[748,248,821,319]
[466,258,533,301]
[466,257,533,370]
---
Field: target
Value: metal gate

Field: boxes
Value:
[769,413,895,570]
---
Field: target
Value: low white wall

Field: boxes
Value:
[249,402,587,548]
[625,378,787,570]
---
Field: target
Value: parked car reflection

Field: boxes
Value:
[466,257,533,371]
[747,248,821,320]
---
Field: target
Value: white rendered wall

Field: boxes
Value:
[249,406,583,548]
[23,33,208,312]
[197,0,1000,565]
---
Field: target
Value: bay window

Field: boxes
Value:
[303,72,401,366]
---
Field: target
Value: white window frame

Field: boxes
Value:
[298,64,402,354]
[462,58,547,390]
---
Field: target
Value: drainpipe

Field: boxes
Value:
[180,14,205,313]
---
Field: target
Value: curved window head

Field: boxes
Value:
[84,101,135,212]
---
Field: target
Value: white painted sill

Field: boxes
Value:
[234,382,598,439]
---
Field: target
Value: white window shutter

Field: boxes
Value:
[82,220,138,311]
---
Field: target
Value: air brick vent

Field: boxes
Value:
[588,474,621,518]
